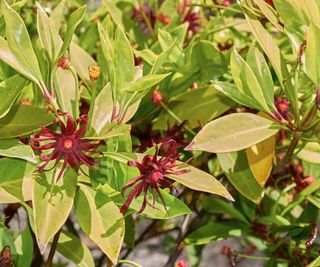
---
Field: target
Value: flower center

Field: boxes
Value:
[147,170,163,185]
[62,138,74,150]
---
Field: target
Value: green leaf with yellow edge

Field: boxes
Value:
[0,158,34,204]
[120,73,170,92]
[154,86,235,130]
[75,184,125,264]
[0,74,28,118]
[32,166,77,253]
[103,152,234,201]
[297,142,320,164]
[56,5,86,61]
[231,49,271,112]
[0,105,55,139]
[0,139,36,163]
[1,0,43,81]
[305,23,320,85]
[217,151,264,203]
[57,231,95,267]
[185,113,278,153]
[243,11,298,117]
[0,37,37,82]
[246,135,276,187]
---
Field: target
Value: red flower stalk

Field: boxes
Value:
[177,0,201,34]
[31,111,101,181]
[120,140,189,214]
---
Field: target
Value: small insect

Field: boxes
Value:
[88,64,101,81]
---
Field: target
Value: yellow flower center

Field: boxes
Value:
[62,139,73,150]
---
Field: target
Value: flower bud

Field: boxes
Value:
[88,64,101,81]
[151,90,163,105]
[157,12,171,25]
[58,56,70,69]
[176,258,188,267]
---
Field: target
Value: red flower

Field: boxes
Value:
[275,97,290,121]
[177,0,201,34]
[31,111,101,181]
[265,0,274,6]
[120,140,189,214]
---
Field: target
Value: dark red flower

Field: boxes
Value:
[265,0,274,6]
[0,247,13,267]
[274,97,290,121]
[120,140,189,214]
[177,0,201,34]
[31,111,101,181]
[132,5,156,34]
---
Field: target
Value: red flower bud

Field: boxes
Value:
[157,12,171,25]
[151,90,163,105]
[176,258,188,267]
[58,56,70,69]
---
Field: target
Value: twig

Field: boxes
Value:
[45,229,61,267]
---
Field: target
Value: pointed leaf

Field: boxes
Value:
[185,113,278,153]
[32,167,77,253]
[218,151,264,203]
[0,74,28,118]
[305,23,320,85]
[0,139,36,162]
[0,105,55,138]
[75,184,125,264]
[0,158,34,203]
[57,231,95,267]
[2,0,42,81]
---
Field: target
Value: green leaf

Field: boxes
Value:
[202,197,249,223]
[154,86,234,130]
[104,0,125,30]
[0,105,55,138]
[213,81,261,109]
[0,74,28,118]
[56,5,86,61]
[217,151,264,203]
[104,152,234,201]
[89,83,113,136]
[246,45,275,108]
[307,256,320,267]
[98,183,191,219]
[230,49,271,112]
[0,139,36,162]
[114,26,135,89]
[185,221,249,245]
[14,226,33,267]
[305,23,320,85]
[244,11,298,116]
[36,3,57,61]
[57,231,95,267]
[0,37,37,82]
[75,184,124,264]
[1,0,42,81]
[151,39,178,74]
[298,142,320,163]
[185,113,278,153]
[0,158,34,203]
[120,73,170,92]
[32,166,77,253]
[54,68,77,117]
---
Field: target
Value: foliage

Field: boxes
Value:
[0,0,319,266]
